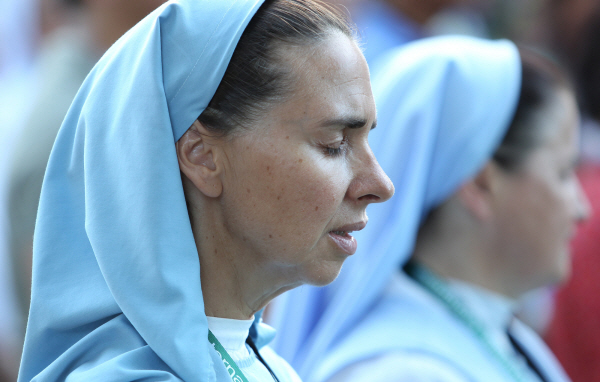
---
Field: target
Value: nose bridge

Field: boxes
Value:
[352,144,394,203]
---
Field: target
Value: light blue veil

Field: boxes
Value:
[18,1,268,381]
[271,36,522,380]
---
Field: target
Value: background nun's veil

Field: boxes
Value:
[18,1,267,381]
[270,36,522,381]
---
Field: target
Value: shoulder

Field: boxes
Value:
[313,274,509,382]
[325,352,472,382]
[324,274,474,363]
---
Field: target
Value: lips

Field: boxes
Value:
[328,221,367,255]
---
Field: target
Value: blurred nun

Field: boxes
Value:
[272,36,589,382]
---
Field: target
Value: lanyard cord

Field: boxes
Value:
[405,262,530,382]
[246,336,281,382]
[508,329,550,382]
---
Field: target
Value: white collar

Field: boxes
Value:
[206,316,255,353]
[445,278,517,332]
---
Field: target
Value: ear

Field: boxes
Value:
[176,120,223,198]
[455,162,495,222]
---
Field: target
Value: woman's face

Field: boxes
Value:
[215,33,394,286]
[493,89,590,294]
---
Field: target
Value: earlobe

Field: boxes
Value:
[176,120,223,198]
[456,163,495,221]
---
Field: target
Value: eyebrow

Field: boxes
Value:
[320,117,377,130]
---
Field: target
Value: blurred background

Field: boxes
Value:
[0,0,598,381]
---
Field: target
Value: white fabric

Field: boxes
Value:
[207,316,289,382]
[207,316,254,360]
[445,278,540,381]
[446,278,518,362]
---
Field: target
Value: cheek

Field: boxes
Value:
[532,178,573,242]
[224,145,348,254]
[501,176,572,279]
[263,155,343,227]
[531,179,575,282]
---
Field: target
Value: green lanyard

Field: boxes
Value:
[405,263,530,382]
[208,330,251,382]
[208,329,280,382]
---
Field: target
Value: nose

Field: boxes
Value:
[348,147,394,205]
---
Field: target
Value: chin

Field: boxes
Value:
[554,261,572,285]
[303,259,345,287]
[555,248,573,283]
[539,260,571,289]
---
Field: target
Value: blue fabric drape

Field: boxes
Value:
[18,1,268,381]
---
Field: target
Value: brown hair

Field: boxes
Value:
[197,0,354,134]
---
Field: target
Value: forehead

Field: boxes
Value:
[273,33,375,125]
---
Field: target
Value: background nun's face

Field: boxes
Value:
[217,32,394,286]
[492,89,590,293]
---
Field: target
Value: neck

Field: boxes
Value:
[194,208,299,320]
[412,219,521,299]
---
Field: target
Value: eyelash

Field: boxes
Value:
[323,136,348,157]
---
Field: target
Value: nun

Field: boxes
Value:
[272,36,588,382]
[17,0,394,381]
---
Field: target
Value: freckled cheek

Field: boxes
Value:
[232,146,349,249]
[267,160,344,227]
[269,173,343,262]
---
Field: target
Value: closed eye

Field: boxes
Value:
[323,136,349,157]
